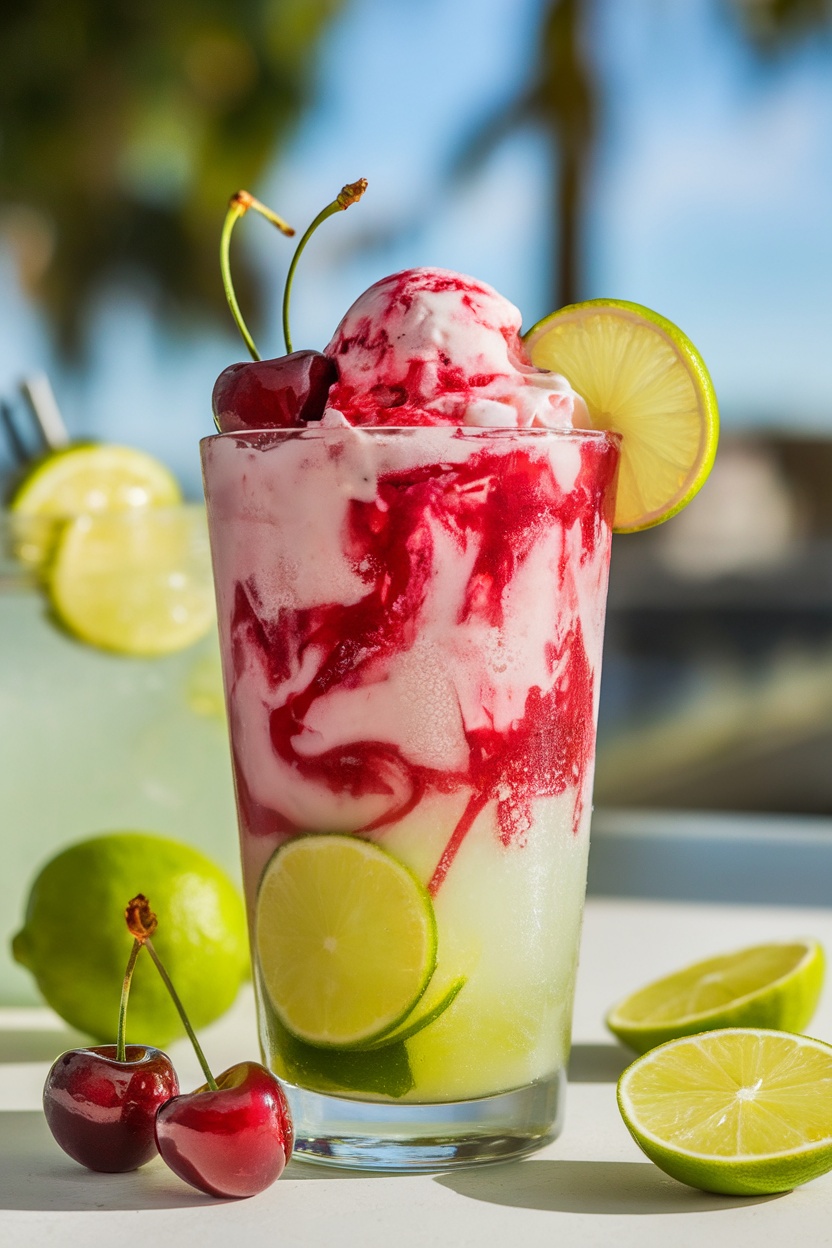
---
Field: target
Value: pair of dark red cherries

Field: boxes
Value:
[43,896,292,1200]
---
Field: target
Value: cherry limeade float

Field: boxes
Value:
[202,187,717,1169]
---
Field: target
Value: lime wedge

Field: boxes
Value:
[48,505,215,656]
[618,1028,832,1195]
[255,835,437,1048]
[606,940,824,1054]
[365,976,466,1050]
[523,300,719,532]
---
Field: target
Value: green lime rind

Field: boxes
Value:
[362,976,467,1051]
[617,1028,832,1195]
[523,298,719,534]
[606,939,825,1055]
[12,831,248,1046]
[255,834,438,1050]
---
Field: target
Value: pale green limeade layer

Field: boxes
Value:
[0,584,238,1003]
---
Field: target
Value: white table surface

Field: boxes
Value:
[3,894,832,1248]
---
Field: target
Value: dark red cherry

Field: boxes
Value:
[212,350,337,432]
[155,1060,293,1199]
[43,1044,179,1172]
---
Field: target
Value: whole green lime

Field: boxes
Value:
[12,832,249,1045]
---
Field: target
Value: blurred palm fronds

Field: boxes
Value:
[0,0,345,356]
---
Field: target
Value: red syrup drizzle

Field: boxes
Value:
[228,437,618,894]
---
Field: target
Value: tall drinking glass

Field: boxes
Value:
[201,424,619,1170]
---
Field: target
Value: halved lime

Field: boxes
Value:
[48,505,215,656]
[618,1028,832,1195]
[524,300,719,532]
[255,835,437,1048]
[606,940,824,1054]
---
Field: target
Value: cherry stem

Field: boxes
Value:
[143,937,219,1091]
[282,178,367,354]
[115,938,143,1063]
[220,190,295,363]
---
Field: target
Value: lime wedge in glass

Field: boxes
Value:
[606,940,824,1054]
[618,1028,832,1195]
[48,505,215,656]
[523,300,719,532]
[256,835,438,1048]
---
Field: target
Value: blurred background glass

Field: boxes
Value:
[2,0,831,815]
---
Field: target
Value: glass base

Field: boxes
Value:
[284,1069,565,1171]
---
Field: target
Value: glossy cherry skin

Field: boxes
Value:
[155,1061,293,1199]
[43,1045,179,1172]
[212,350,337,432]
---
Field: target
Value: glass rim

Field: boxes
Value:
[201,424,621,450]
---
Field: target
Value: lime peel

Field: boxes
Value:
[364,976,467,1050]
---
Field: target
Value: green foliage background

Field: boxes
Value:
[0,0,345,355]
[1,0,829,359]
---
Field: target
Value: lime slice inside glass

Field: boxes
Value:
[606,939,824,1054]
[48,505,215,656]
[523,300,719,532]
[255,835,438,1048]
[618,1028,832,1195]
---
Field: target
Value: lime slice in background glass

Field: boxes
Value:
[606,939,824,1054]
[9,443,182,516]
[256,835,438,1048]
[524,299,719,532]
[8,443,183,568]
[48,505,215,656]
[618,1028,832,1195]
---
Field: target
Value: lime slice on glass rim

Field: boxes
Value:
[48,504,215,656]
[523,300,719,532]
[255,834,438,1049]
[617,1028,832,1195]
[606,939,824,1055]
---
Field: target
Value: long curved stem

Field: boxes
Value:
[144,937,218,1091]
[282,179,367,354]
[220,191,295,362]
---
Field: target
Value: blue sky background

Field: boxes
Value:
[2,0,831,496]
